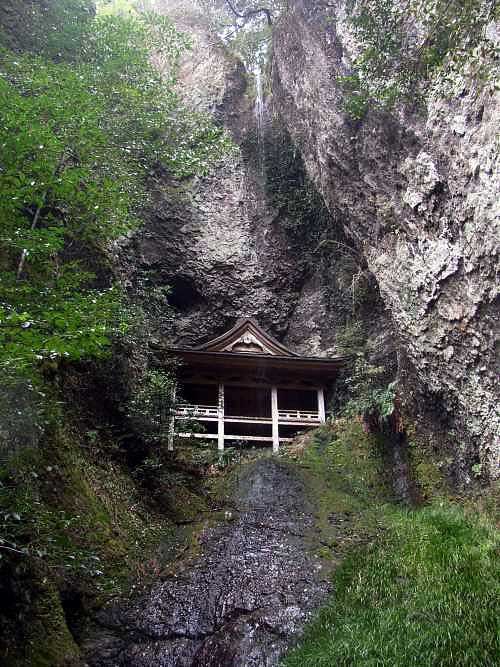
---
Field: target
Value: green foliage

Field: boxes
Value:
[97,0,142,16]
[288,422,500,666]
[263,124,331,245]
[0,483,105,577]
[0,376,46,459]
[0,0,94,57]
[341,0,498,115]
[284,502,500,666]
[302,421,391,512]
[336,73,370,120]
[127,370,177,445]
[334,320,366,355]
[0,405,119,584]
[471,462,483,478]
[0,397,175,578]
[217,446,239,468]
[226,19,273,69]
[0,9,231,377]
[343,357,396,421]
[0,276,127,375]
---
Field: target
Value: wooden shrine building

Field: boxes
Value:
[169,318,347,452]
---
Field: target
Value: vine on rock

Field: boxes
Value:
[339,0,498,117]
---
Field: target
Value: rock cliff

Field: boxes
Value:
[118,0,385,359]
[271,0,499,478]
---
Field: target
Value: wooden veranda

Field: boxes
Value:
[168,319,347,452]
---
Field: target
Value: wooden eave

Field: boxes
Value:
[169,348,349,382]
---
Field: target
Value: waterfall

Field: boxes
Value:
[254,65,265,176]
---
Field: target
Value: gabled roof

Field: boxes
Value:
[166,318,349,383]
[195,318,298,357]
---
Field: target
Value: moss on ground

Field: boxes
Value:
[282,421,500,667]
[405,424,451,499]
[286,420,393,567]
[18,579,81,667]
[0,411,188,666]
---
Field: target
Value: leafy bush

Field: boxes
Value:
[340,0,498,116]
[333,353,397,426]
[127,370,177,445]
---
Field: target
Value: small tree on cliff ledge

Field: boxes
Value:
[194,0,285,64]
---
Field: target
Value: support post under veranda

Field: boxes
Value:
[167,383,177,452]
[271,386,279,453]
[218,383,225,452]
[317,387,326,424]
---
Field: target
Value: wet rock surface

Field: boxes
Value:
[85,459,330,667]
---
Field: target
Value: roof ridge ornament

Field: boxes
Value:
[225,331,272,354]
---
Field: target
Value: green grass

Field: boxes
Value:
[282,426,500,667]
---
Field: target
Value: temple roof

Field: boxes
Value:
[168,319,348,384]
[194,318,297,356]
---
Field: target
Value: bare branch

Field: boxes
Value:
[225,0,273,26]
[16,154,67,282]
[16,193,47,281]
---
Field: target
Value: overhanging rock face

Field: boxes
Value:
[272,0,499,478]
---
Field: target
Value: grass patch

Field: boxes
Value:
[283,423,500,667]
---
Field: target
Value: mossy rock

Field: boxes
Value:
[162,485,208,524]
[1,571,81,667]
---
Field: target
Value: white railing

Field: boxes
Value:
[278,410,320,422]
[175,404,321,424]
[175,404,218,418]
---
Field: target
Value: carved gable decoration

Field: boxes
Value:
[225,332,273,355]
[196,318,297,357]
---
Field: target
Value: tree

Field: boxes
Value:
[224,0,273,26]
[194,0,285,66]
[0,9,231,377]
[127,370,177,445]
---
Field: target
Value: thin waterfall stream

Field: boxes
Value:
[254,65,266,176]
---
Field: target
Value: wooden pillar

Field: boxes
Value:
[317,387,326,424]
[218,383,225,452]
[271,386,279,453]
[167,383,177,451]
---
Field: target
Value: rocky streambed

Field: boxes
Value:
[85,458,330,666]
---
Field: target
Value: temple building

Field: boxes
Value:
[169,318,347,452]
